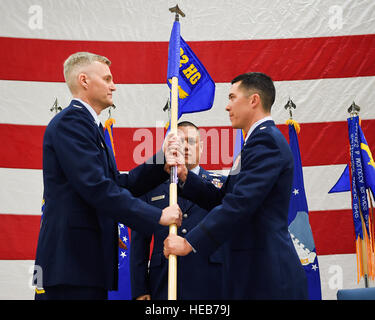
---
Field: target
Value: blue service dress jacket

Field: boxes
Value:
[34,100,169,291]
[130,168,226,300]
[181,120,308,299]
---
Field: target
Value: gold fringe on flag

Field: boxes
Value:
[165,121,170,131]
[285,119,300,134]
[104,118,116,156]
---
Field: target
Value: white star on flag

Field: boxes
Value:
[311,264,318,271]
[293,188,299,195]
[120,251,127,258]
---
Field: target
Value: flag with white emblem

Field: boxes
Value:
[287,120,322,300]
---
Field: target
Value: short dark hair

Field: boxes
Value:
[231,72,275,112]
[177,121,199,130]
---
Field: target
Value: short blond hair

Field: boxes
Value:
[63,52,111,93]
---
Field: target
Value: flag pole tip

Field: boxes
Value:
[163,99,170,112]
[347,101,360,115]
[50,97,62,114]
[284,97,296,119]
[169,5,185,19]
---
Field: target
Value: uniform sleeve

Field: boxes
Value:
[114,150,169,196]
[52,112,163,234]
[185,132,284,257]
[180,171,226,211]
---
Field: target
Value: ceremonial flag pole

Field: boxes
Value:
[167,5,185,300]
[284,99,322,300]
[166,5,215,298]
[347,102,374,287]
[329,102,375,287]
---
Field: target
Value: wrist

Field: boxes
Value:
[184,238,194,254]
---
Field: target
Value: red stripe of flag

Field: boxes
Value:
[309,209,356,255]
[0,214,41,260]
[2,120,374,170]
[1,34,375,83]
[0,209,355,259]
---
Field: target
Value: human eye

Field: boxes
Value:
[188,138,196,145]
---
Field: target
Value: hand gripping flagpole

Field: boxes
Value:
[168,5,185,300]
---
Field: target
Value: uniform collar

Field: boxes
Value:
[190,165,200,176]
[244,116,273,144]
[72,98,101,127]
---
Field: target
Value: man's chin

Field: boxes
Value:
[229,120,238,129]
[103,100,114,109]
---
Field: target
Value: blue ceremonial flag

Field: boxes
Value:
[104,119,132,300]
[233,129,244,160]
[108,223,131,300]
[231,129,245,176]
[287,121,322,300]
[358,123,375,197]
[167,22,215,119]
[328,165,350,193]
[347,116,371,240]
[329,119,375,197]
[346,116,375,281]
[167,21,180,79]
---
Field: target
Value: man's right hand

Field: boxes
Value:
[159,204,182,227]
[163,132,188,182]
[136,294,151,300]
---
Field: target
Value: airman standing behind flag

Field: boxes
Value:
[163,72,308,299]
[130,121,226,300]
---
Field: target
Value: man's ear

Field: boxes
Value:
[250,92,261,108]
[78,73,89,90]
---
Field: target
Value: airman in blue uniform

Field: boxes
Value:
[130,121,226,300]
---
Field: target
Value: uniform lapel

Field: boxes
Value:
[71,100,118,174]
[227,120,276,179]
[97,126,118,173]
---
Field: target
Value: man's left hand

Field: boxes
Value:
[163,234,193,258]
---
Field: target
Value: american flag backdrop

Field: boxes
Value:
[0,0,375,299]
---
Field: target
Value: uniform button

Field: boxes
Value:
[181,228,187,234]
[183,213,188,218]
